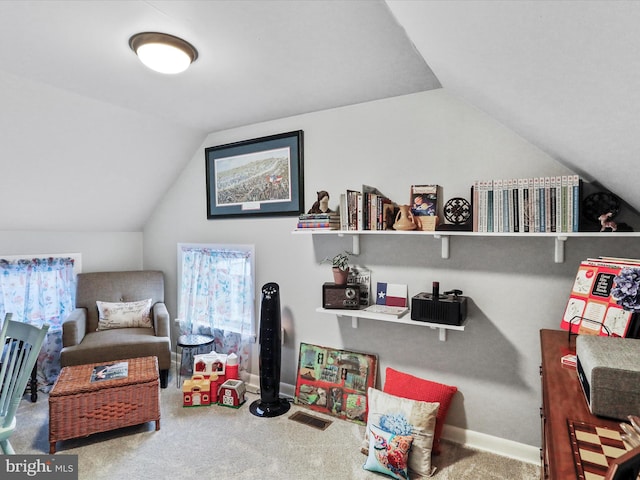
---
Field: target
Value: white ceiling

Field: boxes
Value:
[386,0,640,212]
[0,0,638,231]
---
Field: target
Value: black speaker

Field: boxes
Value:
[250,282,291,417]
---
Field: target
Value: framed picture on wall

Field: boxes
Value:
[205,130,304,219]
[293,342,378,425]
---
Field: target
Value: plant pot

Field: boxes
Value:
[332,267,349,285]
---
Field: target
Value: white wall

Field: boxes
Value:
[143,89,640,448]
[0,231,143,272]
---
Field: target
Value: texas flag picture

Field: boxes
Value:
[376,282,408,308]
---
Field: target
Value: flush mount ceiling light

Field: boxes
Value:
[129,32,198,74]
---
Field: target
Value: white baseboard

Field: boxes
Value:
[441,424,540,465]
[244,375,539,466]
[244,373,293,397]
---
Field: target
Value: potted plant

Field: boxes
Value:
[325,251,351,285]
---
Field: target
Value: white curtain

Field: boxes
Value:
[0,257,76,388]
[177,245,254,371]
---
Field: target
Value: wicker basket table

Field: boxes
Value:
[49,356,160,453]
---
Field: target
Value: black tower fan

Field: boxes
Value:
[250,282,290,417]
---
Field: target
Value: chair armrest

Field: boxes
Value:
[153,302,170,338]
[62,308,87,347]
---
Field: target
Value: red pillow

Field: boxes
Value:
[383,367,457,455]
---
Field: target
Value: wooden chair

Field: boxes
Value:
[0,313,49,454]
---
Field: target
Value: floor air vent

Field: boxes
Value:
[289,411,332,430]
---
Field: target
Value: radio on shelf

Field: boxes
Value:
[322,282,360,310]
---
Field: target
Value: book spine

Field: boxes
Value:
[494,179,503,233]
[550,176,557,232]
[298,213,337,220]
[297,222,339,228]
[478,180,486,232]
[339,193,348,231]
[357,192,363,231]
[472,182,479,232]
[561,176,568,232]
[522,178,530,232]
[567,176,573,234]
[533,177,540,232]
[496,180,505,232]
[538,177,547,232]
[347,190,358,230]
[517,178,525,233]
[501,179,507,232]
[370,193,378,230]
[528,178,535,233]
[544,176,551,233]
[572,175,580,232]
[555,176,562,234]
[487,180,494,233]
[505,178,513,232]
[476,181,481,232]
[361,193,368,231]
[512,180,519,233]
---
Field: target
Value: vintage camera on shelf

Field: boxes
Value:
[322,282,360,310]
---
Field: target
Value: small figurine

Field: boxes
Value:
[308,190,333,214]
[599,212,617,232]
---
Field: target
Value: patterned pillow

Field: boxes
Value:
[363,423,413,479]
[96,299,153,331]
[362,387,439,478]
[383,367,458,455]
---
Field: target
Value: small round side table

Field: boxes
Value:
[176,334,214,388]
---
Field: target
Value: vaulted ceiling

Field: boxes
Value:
[0,0,637,231]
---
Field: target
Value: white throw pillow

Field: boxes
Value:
[362,387,439,478]
[96,299,153,331]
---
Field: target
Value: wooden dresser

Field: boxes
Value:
[539,329,622,479]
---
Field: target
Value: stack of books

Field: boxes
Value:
[472,175,581,233]
[296,212,340,230]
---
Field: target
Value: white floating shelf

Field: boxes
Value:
[293,229,640,263]
[315,307,465,341]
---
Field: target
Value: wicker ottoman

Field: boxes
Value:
[49,356,160,453]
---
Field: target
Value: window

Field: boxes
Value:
[0,255,79,388]
[177,243,255,370]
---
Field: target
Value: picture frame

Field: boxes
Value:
[205,130,304,219]
[293,342,378,425]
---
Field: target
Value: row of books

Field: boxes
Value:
[561,256,640,338]
[339,185,395,231]
[473,175,581,233]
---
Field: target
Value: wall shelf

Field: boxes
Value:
[315,307,465,341]
[293,229,640,263]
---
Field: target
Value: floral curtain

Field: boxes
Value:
[178,246,254,371]
[0,257,76,389]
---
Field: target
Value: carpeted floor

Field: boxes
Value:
[10,383,540,479]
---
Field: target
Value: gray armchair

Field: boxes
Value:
[60,270,171,388]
